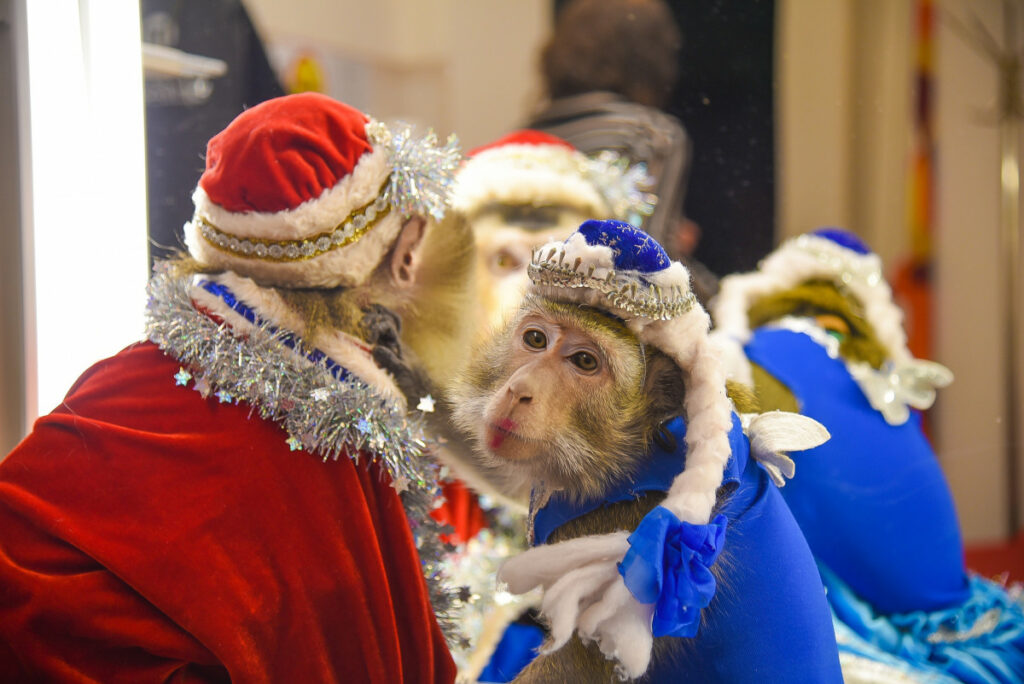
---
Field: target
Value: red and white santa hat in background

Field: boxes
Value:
[451,130,608,219]
[185,92,461,289]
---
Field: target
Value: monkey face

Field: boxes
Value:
[480,311,616,463]
[746,280,889,369]
[452,297,664,499]
[469,204,589,337]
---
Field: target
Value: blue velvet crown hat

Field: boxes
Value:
[711,227,953,424]
[713,227,910,363]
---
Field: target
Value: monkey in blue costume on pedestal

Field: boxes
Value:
[451,220,843,682]
[712,228,1024,684]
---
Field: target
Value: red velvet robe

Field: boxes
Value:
[0,342,456,683]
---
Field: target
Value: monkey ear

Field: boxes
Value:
[643,350,686,422]
[389,216,428,289]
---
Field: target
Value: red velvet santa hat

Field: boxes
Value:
[451,130,610,219]
[185,92,460,288]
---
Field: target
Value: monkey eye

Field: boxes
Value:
[493,249,523,273]
[523,329,547,349]
[570,351,599,372]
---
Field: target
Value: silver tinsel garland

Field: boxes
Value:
[145,263,465,644]
[367,120,462,221]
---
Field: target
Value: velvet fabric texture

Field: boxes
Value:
[201,92,372,214]
[0,342,455,683]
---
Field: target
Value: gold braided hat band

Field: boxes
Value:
[195,188,392,263]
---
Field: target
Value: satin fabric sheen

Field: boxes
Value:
[745,327,970,614]
[533,416,843,683]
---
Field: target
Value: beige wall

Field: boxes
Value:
[778,0,1024,541]
[244,0,550,148]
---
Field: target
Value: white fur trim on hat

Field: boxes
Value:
[711,232,911,364]
[185,210,405,289]
[193,147,389,241]
[184,146,402,289]
[453,143,608,218]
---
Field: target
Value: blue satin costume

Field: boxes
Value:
[745,327,1024,683]
[509,414,843,683]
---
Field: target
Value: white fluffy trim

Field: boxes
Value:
[452,144,608,217]
[498,532,654,680]
[184,211,405,289]
[192,146,390,241]
[711,233,911,363]
[633,312,734,524]
[188,271,405,406]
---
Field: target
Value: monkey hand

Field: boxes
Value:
[741,411,830,487]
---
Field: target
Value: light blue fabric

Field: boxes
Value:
[825,564,1024,684]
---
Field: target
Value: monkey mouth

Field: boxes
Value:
[486,419,525,451]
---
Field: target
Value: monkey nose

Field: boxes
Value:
[508,386,532,405]
[506,380,533,405]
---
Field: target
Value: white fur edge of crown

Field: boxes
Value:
[452,143,608,218]
[711,232,911,364]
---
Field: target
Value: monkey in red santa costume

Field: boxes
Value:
[0,92,474,683]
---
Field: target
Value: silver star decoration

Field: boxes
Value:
[286,436,303,451]
[174,368,192,386]
[417,394,436,413]
[193,376,211,398]
[391,474,411,493]
[215,389,233,404]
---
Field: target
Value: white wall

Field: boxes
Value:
[244,0,550,148]
[13,0,148,431]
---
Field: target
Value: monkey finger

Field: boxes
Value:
[372,345,405,376]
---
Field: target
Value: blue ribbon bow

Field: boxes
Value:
[618,506,728,638]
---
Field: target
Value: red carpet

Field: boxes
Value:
[965,531,1024,584]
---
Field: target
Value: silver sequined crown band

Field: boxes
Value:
[528,246,697,321]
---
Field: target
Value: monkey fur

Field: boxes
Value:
[450,296,755,681]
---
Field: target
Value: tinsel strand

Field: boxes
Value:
[144,263,465,643]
